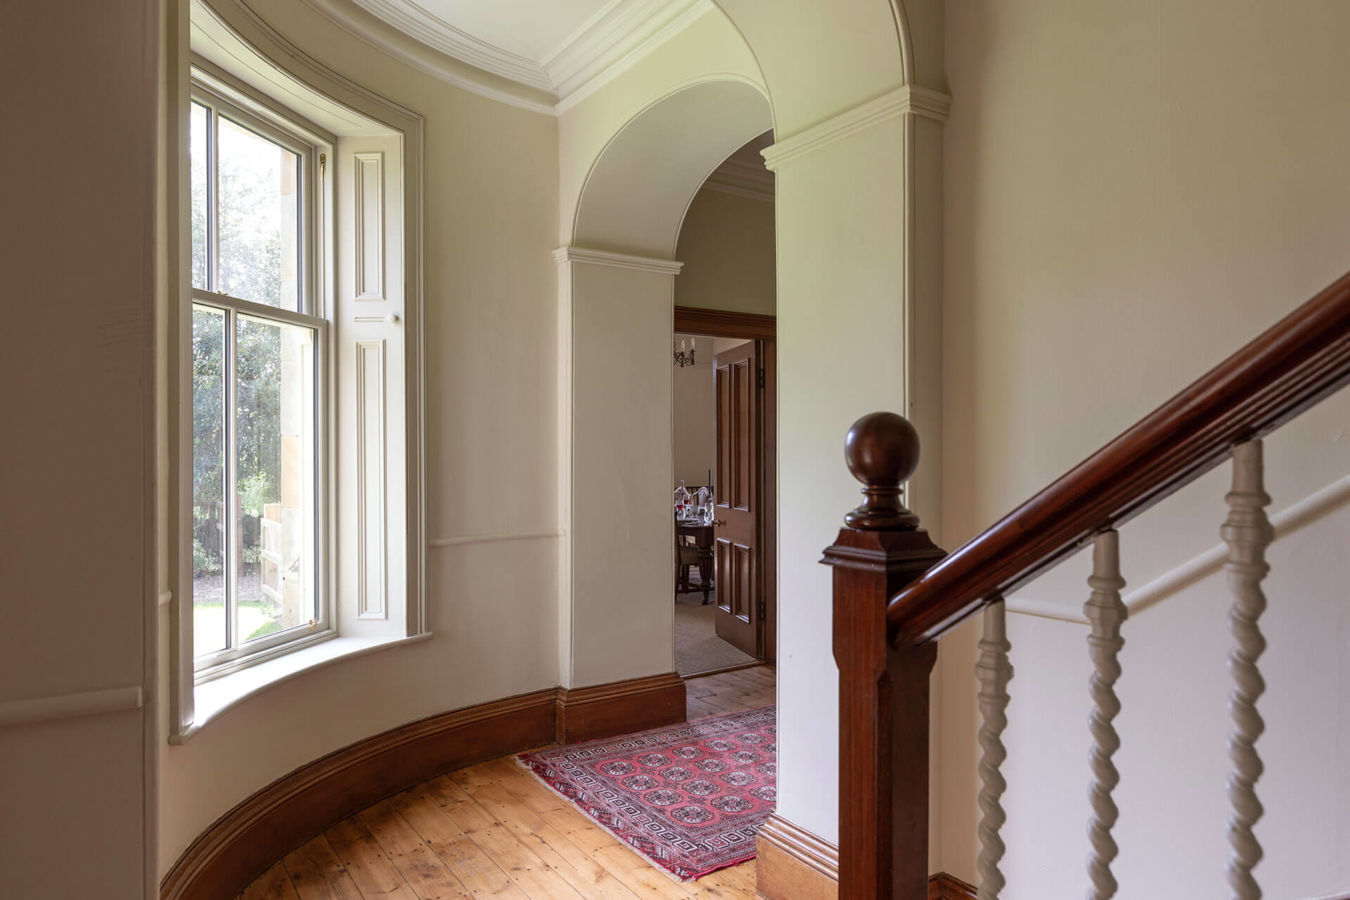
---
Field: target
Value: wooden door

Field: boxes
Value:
[714,342,761,657]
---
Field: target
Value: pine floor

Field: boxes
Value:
[239,664,777,899]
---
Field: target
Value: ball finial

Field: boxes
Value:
[843,412,921,529]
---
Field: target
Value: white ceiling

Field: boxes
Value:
[313,0,712,108]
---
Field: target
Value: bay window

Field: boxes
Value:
[190,83,330,676]
[171,9,425,740]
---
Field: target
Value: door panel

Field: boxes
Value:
[714,342,760,657]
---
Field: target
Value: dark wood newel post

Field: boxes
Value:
[822,412,945,900]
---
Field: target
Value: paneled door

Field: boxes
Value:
[714,342,761,657]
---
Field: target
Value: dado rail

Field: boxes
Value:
[826,270,1350,899]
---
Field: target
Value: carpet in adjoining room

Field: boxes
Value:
[675,589,758,676]
[517,705,776,881]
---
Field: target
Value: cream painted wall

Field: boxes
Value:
[158,0,561,872]
[675,187,776,316]
[771,118,920,844]
[941,0,1350,886]
[566,262,678,686]
[0,0,158,896]
[673,333,715,488]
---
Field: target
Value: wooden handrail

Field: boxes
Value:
[887,269,1350,646]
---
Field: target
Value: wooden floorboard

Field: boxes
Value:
[237,666,775,899]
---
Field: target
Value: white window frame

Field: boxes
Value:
[188,73,336,681]
[170,4,427,743]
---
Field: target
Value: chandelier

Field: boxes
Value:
[673,336,697,368]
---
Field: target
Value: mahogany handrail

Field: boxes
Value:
[887,268,1350,646]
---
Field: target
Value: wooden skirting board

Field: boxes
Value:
[756,813,976,900]
[161,672,685,900]
[556,671,685,743]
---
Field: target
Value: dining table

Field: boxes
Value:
[676,518,715,604]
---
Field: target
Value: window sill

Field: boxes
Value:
[170,630,432,744]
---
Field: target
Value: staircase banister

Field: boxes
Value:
[886,268,1350,647]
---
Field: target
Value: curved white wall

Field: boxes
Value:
[158,0,945,874]
[159,0,561,871]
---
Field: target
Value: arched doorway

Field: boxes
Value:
[556,76,773,696]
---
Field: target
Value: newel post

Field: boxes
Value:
[822,412,945,900]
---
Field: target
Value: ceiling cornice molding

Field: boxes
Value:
[301,0,712,116]
[547,0,713,111]
[554,246,684,275]
[762,84,952,171]
[300,0,557,114]
[348,0,552,90]
[702,156,774,203]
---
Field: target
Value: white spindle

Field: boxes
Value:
[976,598,1013,900]
[1222,440,1273,900]
[1085,529,1127,900]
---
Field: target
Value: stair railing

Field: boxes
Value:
[826,269,1350,900]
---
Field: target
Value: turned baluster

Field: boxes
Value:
[1085,530,1127,900]
[1223,440,1272,900]
[976,599,1013,900]
[823,412,945,900]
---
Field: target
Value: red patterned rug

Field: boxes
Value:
[516,706,776,881]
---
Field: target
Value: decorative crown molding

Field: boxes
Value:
[299,0,558,114]
[762,84,952,171]
[549,0,714,113]
[702,156,774,202]
[301,0,712,116]
[347,0,552,90]
[553,246,684,275]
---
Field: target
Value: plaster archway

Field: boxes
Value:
[573,77,771,258]
[556,76,773,701]
[555,0,950,868]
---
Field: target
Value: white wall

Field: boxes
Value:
[158,0,561,871]
[675,187,776,316]
[1000,491,1350,898]
[673,333,715,488]
[941,0,1350,888]
[0,1,158,896]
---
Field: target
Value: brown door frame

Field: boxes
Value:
[674,306,777,665]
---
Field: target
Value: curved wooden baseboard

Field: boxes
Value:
[755,812,976,900]
[161,671,686,900]
[556,671,685,743]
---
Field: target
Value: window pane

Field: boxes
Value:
[236,316,315,644]
[190,103,209,290]
[217,117,300,311]
[192,305,228,657]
